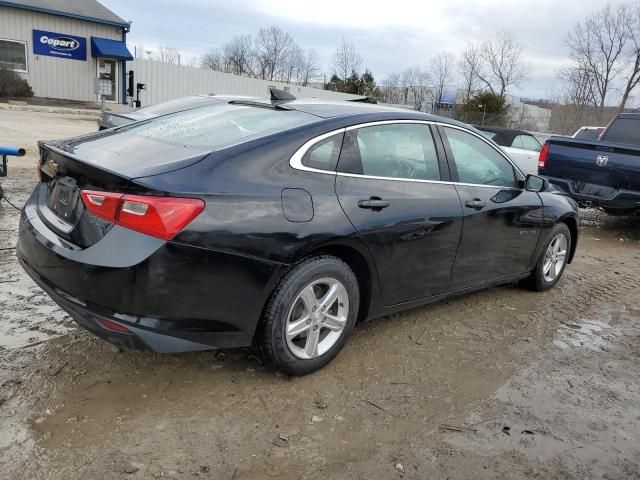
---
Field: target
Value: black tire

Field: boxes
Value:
[525,223,571,291]
[255,256,359,376]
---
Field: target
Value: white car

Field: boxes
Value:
[572,126,604,140]
[474,126,542,175]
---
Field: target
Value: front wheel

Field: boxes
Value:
[255,256,359,376]
[525,223,571,291]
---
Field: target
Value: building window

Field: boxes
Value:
[0,39,28,72]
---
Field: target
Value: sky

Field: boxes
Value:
[102,0,631,101]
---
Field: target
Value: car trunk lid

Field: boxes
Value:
[36,137,212,246]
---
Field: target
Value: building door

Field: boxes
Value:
[97,58,117,102]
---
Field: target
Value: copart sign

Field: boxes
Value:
[33,30,87,61]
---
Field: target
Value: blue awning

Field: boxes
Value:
[91,37,133,60]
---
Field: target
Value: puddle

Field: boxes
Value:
[553,317,616,351]
[0,254,73,349]
[444,302,640,478]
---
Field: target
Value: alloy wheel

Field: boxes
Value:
[543,233,568,283]
[285,278,349,360]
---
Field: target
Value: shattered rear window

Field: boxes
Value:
[124,103,317,149]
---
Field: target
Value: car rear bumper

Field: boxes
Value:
[545,176,640,209]
[20,259,252,352]
[16,189,285,352]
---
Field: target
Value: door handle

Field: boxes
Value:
[464,198,485,209]
[358,197,391,210]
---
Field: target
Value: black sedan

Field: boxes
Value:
[18,93,579,375]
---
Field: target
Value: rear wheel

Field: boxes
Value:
[255,256,359,376]
[526,223,571,291]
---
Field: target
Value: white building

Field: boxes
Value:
[0,0,132,104]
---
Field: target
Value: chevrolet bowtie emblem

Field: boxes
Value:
[42,159,59,177]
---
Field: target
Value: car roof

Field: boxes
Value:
[118,94,473,131]
[617,113,640,120]
[225,97,474,130]
[473,125,532,136]
[473,125,537,147]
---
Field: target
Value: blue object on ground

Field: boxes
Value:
[0,146,26,157]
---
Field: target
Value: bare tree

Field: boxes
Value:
[401,67,432,111]
[200,27,313,84]
[299,49,319,86]
[222,35,256,77]
[566,4,630,119]
[559,66,598,109]
[255,26,295,81]
[430,52,456,104]
[477,30,529,98]
[158,46,180,65]
[332,38,362,81]
[458,42,483,104]
[201,35,256,76]
[549,67,602,134]
[200,48,224,71]
[381,72,403,104]
[282,45,317,85]
[620,5,640,111]
[284,45,306,84]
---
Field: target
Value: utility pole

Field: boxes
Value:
[479,103,487,125]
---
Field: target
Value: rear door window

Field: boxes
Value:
[510,136,525,149]
[338,123,441,181]
[517,135,542,152]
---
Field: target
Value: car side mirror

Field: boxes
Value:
[525,174,548,192]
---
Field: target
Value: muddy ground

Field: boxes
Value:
[1,109,639,480]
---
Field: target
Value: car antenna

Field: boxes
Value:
[270,88,296,102]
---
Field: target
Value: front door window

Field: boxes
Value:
[443,127,518,187]
[97,58,116,102]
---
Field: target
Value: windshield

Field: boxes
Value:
[602,119,639,146]
[574,128,602,141]
[124,103,318,149]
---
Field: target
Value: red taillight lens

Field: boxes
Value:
[80,190,205,241]
[538,143,550,171]
[116,195,205,240]
[80,190,124,222]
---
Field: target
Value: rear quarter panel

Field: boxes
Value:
[130,123,376,329]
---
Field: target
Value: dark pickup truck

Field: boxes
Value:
[539,113,640,216]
